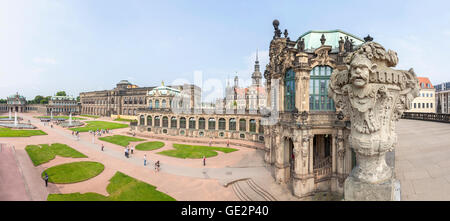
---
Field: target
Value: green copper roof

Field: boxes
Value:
[296,30,365,51]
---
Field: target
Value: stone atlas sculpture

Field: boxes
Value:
[328,41,419,200]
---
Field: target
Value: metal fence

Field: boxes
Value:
[402,112,450,123]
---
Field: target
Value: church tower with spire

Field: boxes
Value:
[251,50,262,86]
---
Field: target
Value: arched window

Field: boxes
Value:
[147,116,152,126]
[229,118,236,131]
[162,100,166,108]
[155,100,160,108]
[309,65,335,111]
[140,115,145,125]
[249,119,256,132]
[162,116,168,127]
[189,117,196,129]
[239,119,246,131]
[149,100,153,109]
[208,118,216,130]
[154,116,160,127]
[284,69,296,112]
[199,118,205,129]
[180,117,186,129]
[171,117,177,128]
[219,118,226,130]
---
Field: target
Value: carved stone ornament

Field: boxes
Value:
[310,46,335,68]
[329,41,419,200]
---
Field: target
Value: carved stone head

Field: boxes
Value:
[349,53,377,88]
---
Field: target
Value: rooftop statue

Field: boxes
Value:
[329,41,419,200]
[299,38,305,52]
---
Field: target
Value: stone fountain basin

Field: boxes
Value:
[0,123,36,129]
[60,121,84,128]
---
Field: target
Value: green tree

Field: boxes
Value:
[0,99,7,104]
[56,91,66,96]
[34,95,44,104]
[76,96,80,102]
[40,96,51,104]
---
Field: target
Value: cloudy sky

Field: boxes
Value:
[1,0,449,101]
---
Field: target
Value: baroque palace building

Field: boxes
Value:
[0,93,77,114]
[135,52,267,143]
[261,20,369,197]
[133,20,374,197]
[79,80,200,117]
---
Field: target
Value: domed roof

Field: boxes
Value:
[117,80,131,85]
[7,93,26,100]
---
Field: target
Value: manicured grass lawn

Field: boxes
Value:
[158,143,238,159]
[34,116,85,120]
[135,141,165,151]
[80,115,100,119]
[69,121,128,132]
[42,161,104,184]
[0,116,11,118]
[25,143,87,166]
[47,171,176,201]
[0,127,47,137]
[114,118,137,122]
[99,135,145,147]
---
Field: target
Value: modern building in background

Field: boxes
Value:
[436,81,450,114]
[406,77,436,113]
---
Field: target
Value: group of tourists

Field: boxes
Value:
[143,154,160,172]
[124,145,134,158]
[71,130,80,140]
[89,129,110,137]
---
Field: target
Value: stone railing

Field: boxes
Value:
[402,112,450,123]
[313,156,332,169]
[314,166,332,183]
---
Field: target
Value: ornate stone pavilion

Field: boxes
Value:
[46,95,80,115]
[262,20,369,197]
[80,80,200,116]
[136,82,265,142]
[0,93,43,113]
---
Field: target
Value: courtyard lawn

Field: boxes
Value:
[158,143,238,159]
[114,118,137,122]
[42,161,104,184]
[0,116,11,118]
[80,115,100,119]
[99,135,145,147]
[135,141,165,151]
[34,116,85,120]
[47,171,176,201]
[69,121,128,132]
[25,143,87,166]
[0,127,47,137]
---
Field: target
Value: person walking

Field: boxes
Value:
[101,144,104,151]
[131,145,134,154]
[227,139,230,147]
[124,147,128,158]
[44,172,49,187]
[203,156,206,166]
[144,154,147,166]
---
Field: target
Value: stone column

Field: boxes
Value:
[329,42,419,201]
[225,118,229,131]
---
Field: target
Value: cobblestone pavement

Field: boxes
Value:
[3,113,448,201]
[0,113,292,201]
[395,119,450,201]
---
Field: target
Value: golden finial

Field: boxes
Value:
[162,80,164,86]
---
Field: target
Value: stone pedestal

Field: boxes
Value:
[344,176,400,201]
[292,176,314,197]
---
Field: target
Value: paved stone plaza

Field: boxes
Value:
[396,119,450,200]
[0,112,449,201]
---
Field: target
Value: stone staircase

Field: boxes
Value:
[231,178,277,201]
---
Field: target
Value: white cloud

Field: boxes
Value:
[33,57,57,65]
